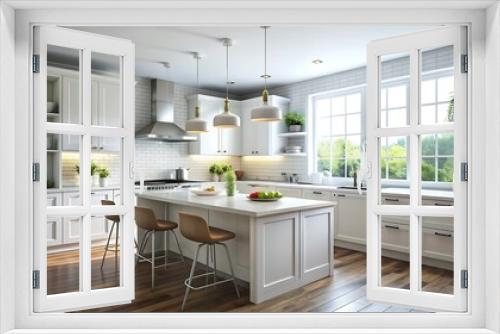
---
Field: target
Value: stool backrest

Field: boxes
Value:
[101,199,120,223]
[178,212,211,243]
[135,206,159,231]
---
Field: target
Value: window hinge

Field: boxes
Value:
[461,54,468,73]
[32,54,40,73]
[461,269,468,289]
[32,162,40,182]
[461,162,468,182]
[32,270,40,289]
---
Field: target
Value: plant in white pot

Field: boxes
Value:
[74,160,100,187]
[98,167,110,187]
[284,112,305,132]
[209,163,223,182]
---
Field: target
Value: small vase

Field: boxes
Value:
[92,174,100,187]
[211,174,220,182]
[99,177,108,187]
[289,124,302,132]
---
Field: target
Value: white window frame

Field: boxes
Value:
[1,3,497,334]
[311,85,366,180]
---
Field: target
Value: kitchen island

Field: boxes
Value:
[136,189,336,304]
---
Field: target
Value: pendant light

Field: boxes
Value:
[251,26,281,122]
[213,38,240,128]
[185,53,208,133]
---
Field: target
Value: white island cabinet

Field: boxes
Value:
[136,190,335,303]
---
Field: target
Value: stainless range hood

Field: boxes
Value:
[135,79,197,142]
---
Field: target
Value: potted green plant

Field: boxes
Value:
[75,160,100,186]
[284,112,305,132]
[224,169,236,196]
[98,167,110,187]
[209,163,223,182]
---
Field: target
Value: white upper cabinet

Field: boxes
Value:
[241,95,289,156]
[188,94,241,156]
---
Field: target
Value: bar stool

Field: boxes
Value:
[135,206,185,288]
[179,212,240,311]
[100,200,120,269]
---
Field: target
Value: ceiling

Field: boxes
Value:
[72,25,437,94]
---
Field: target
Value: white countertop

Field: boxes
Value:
[47,185,120,193]
[236,180,454,200]
[136,189,336,218]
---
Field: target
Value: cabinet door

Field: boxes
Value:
[240,99,258,155]
[188,96,222,155]
[275,186,302,198]
[61,76,81,150]
[334,193,367,245]
[220,102,241,155]
[62,192,82,244]
[47,193,63,246]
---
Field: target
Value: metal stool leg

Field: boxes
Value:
[221,242,240,298]
[164,230,169,271]
[205,244,210,285]
[101,221,116,269]
[181,243,203,311]
[173,230,186,267]
[212,244,217,285]
[151,231,155,289]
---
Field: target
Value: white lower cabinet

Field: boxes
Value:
[302,189,332,201]
[275,186,302,198]
[333,192,367,246]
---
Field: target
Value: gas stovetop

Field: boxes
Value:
[135,179,201,191]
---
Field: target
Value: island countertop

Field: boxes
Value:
[136,189,336,217]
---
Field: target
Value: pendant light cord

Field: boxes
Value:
[195,55,200,117]
[264,26,268,90]
[226,43,229,100]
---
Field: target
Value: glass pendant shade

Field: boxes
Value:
[251,89,282,121]
[213,98,240,128]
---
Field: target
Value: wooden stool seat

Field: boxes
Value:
[155,219,178,231]
[205,226,235,243]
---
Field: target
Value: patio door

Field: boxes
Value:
[366,26,468,311]
[33,26,135,312]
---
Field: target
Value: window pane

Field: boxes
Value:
[346,159,360,177]
[346,113,361,134]
[388,158,407,180]
[421,217,454,295]
[48,216,82,295]
[315,98,331,118]
[421,134,436,156]
[380,215,410,290]
[331,96,345,115]
[421,79,436,104]
[437,102,453,123]
[332,115,345,135]
[332,159,345,177]
[437,76,454,102]
[317,118,331,137]
[47,45,81,125]
[91,52,122,127]
[438,157,454,182]
[380,136,408,180]
[380,110,387,128]
[387,85,406,109]
[421,105,436,125]
[380,88,387,109]
[437,133,454,156]
[421,157,436,182]
[345,135,360,158]
[346,93,361,113]
[90,137,122,203]
[387,108,407,128]
[332,137,346,158]
[316,138,332,172]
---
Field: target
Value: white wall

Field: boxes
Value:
[0,3,15,333]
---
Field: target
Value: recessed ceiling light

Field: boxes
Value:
[312,59,323,65]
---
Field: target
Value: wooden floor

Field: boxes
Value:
[46,246,453,313]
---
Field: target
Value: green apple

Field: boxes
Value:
[258,192,266,199]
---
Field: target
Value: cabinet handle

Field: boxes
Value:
[384,198,400,202]
[217,150,221,153]
[434,231,452,237]
[223,150,227,153]
[313,191,323,195]
[434,202,452,206]
[336,194,346,197]
[384,224,400,230]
